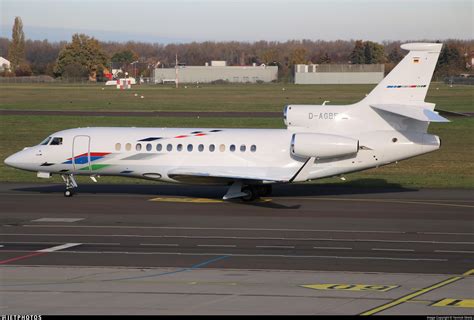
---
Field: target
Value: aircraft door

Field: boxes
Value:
[72,135,91,172]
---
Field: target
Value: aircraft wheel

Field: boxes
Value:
[241,186,258,202]
[64,189,74,197]
[257,185,272,197]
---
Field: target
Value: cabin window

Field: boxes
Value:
[156,144,162,151]
[209,144,215,152]
[230,144,236,152]
[115,143,121,151]
[146,143,152,151]
[198,144,204,152]
[125,143,131,151]
[177,144,183,151]
[251,145,257,152]
[136,143,142,151]
[219,144,225,152]
[167,144,173,152]
[240,145,246,152]
[187,144,193,152]
[39,137,52,145]
[50,137,63,145]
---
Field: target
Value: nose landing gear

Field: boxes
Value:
[61,174,78,197]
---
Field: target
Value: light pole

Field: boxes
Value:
[175,54,179,89]
[131,60,139,82]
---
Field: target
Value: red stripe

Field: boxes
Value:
[194,133,207,136]
[89,152,110,157]
[0,251,46,265]
[174,135,188,138]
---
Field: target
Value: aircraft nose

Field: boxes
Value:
[4,152,21,168]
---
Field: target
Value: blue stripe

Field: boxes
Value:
[62,155,104,164]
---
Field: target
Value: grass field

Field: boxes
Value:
[0,82,472,112]
[0,82,472,188]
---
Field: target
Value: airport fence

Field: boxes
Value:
[444,76,474,85]
[0,76,156,85]
[0,76,89,84]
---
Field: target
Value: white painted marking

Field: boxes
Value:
[24,250,448,262]
[4,233,474,245]
[140,243,179,247]
[2,241,119,245]
[420,232,474,236]
[313,247,352,250]
[37,243,82,252]
[32,218,84,223]
[371,248,415,252]
[22,225,404,234]
[434,250,474,254]
[256,245,295,249]
[0,245,3,248]
[197,245,237,248]
[278,197,474,208]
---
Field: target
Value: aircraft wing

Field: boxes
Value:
[167,168,288,185]
[371,104,450,122]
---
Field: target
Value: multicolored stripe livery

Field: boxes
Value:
[386,85,427,89]
[63,152,110,164]
[138,129,223,141]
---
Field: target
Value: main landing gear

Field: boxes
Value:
[61,174,78,197]
[241,185,272,201]
[223,181,272,201]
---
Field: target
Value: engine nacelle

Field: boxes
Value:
[291,133,359,159]
[284,104,350,128]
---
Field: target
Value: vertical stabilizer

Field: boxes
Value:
[362,43,442,105]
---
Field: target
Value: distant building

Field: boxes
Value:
[152,61,278,84]
[294,64,384,84]
[0,57,11,71]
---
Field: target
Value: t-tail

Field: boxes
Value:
[362,42,449,124]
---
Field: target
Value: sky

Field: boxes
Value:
[0,0,472,43]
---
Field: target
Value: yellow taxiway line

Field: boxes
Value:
[360,268,474,315]
[148,197,271,204]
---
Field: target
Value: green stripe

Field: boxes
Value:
[79,164,111,171]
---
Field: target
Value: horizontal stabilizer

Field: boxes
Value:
[434,108,470,118]
[371,104,450,122]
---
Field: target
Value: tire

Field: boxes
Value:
[64,189,73,197]
[257,185,272,197]
[241,186,258,202]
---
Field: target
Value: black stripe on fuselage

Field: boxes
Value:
[138,137,163,142]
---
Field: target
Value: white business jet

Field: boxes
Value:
[4,43,448,200]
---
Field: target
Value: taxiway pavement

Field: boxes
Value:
[1,183,473,314]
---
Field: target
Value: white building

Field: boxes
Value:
[153,61,278,84]
[0,57,11,71]
[295,64,384,84]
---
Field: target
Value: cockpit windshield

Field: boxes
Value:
[50,137,63,145]
[39,137,52,145]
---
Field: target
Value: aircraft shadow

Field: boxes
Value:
[12,178,415,199]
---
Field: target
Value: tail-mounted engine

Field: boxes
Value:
[291,133,359,159]
[284,104,350,129]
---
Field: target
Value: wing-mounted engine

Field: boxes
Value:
[290,133,359,159]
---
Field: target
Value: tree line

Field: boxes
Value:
[1,17,472,81]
